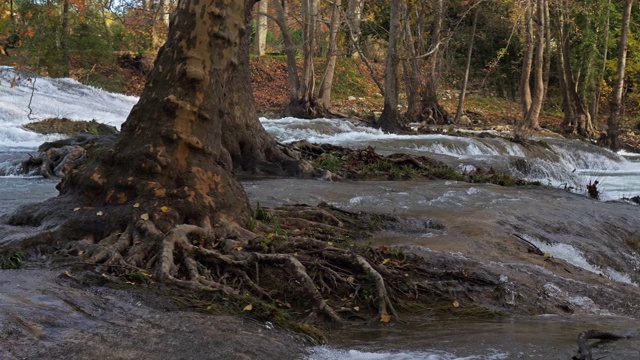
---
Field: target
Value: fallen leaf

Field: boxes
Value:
[327,241,334,246]
[96,211,104,216]
[133,202,140,208]
[234,246,243,251]
[382,258,391,265]
[543,252,552,259]
[160,205,170,213]
[380,312,392,323]
[453,300,460,308]
[346,276,355,284]
[353,306,360,312]
[73,207,80,211]
[243,304,253,311]
[206,305,213,310]
[140,213,150,220]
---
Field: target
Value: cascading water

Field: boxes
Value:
[2,68,640,359]
[261,117,640,200]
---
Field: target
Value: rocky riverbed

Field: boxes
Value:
[0,268,310,360]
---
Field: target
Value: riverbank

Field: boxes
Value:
[0,268,310,360]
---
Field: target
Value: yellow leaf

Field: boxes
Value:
[206,305,213,310]
[543,252,552,259]
[382,258,391,265]
[243,304,253,311]
[453,300,460,308]
[96,211,104,216]
[234,246,243,251]
[353,306,360,312]
[133,202,140,208]
[160,205,170,213]
[346,276,355,284]
[327,241,334,246]
[73,207,80,211]
[140,213,150,220]
[380,312,392,323]
[125,281,136,285]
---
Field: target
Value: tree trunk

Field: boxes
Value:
[592,0,612,122]
[346,0,364,58]
[61,0,70,77]
[607,0,634,151]
[377,0,402,132]
[521,0,545,131]
[255,0,268,56]
[273,0,301,100]
[557,1,594,138]
[7,0,267,248]
[454,3,479,124]
[401,1,423,122]
[224,0,299,176]
[417,0,449,125]
[520,0,534,118]
[317,0,341,109]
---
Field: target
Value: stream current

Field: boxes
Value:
[1,70,639,359]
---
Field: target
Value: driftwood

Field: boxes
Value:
[512,233,544,256]
[20,134,116,178]
[571,329,630,360]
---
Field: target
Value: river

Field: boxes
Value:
[1,68,639,359]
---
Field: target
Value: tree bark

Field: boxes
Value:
[377,0,402,132]
[61,0,70,77]
[556,0,595,138]
[520,0,534,118]
[317,0,342,109]
[454,3,480,124]
[346,0,364,58]
[607,0,634,151]
[8,0,267,243]
[521,0,545,131]
[417,0,449,124]
[255,0,268,56]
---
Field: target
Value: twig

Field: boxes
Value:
[27,77,36,121]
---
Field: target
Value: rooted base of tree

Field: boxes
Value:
[282,98,341,120]
[3,194,491,337]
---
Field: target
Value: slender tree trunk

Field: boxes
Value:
[317,0,342,109]
[522,0,545,131]
[454,4,479,124]
[607,0,634,151]
[346,0,364,58]
[378,0,401,132]
[520,0,534,117]
[418,0,449,124]
[592,0,612,122]
[61,0,70,77]
[402,1,423,121]
[273,0,301,100]
[255,0,269,56]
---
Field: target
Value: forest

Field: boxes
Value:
[1,0,639,149]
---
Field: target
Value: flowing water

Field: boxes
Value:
[1,68,640,359]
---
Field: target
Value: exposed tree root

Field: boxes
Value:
[3,197,514,340]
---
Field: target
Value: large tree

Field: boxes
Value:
[2,0,401,327]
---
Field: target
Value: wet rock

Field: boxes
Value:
[0,268,309,360]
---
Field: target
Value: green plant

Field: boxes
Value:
[0,250,26,269]
[314,154,342,172]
